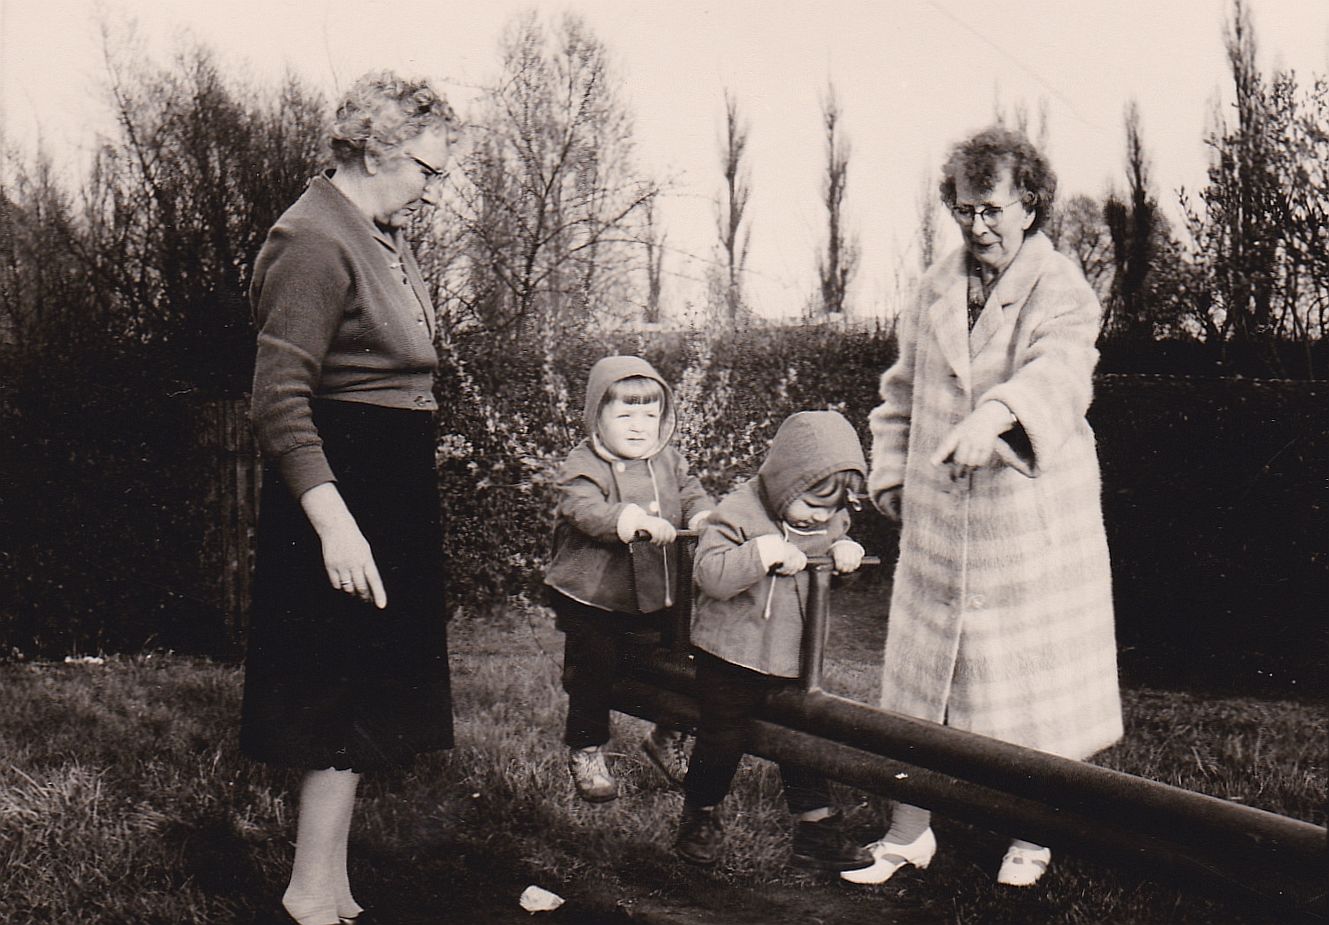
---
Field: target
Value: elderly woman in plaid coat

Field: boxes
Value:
[844,126,1122,890]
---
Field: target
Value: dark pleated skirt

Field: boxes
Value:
[240,398,453,771]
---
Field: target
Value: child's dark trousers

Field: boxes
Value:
[550,589,671,749]
[684,649,831,813]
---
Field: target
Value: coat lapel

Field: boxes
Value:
[926,257,973,395]
[969,232,1052,359]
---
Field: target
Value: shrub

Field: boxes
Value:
[434,322,899,605]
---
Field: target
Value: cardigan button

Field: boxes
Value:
[615,462,626,473]
[968,594,985,609]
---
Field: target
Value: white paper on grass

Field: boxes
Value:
[519,885,565,913]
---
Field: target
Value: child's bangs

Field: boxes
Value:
[607,376,664,406]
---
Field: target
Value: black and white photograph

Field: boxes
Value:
[0,1,1324,922]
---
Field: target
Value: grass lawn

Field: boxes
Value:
[0,587,1324,924]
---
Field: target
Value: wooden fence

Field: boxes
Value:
[196,398,261,646]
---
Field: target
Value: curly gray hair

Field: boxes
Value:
[330,70,459,165]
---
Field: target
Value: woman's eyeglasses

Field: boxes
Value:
[950,197,1024,227]
[404,153,448,187]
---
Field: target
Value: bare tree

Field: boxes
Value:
[717,88,752,322]
[1181,0,1323,372]
[1104,100,1158,341]
[816,81,857,316]
[0,151,96,356]
[7,31,325,395]
[443,11,657,336]
[915,164,941,272]
[1055,194,1115,319]
[642,196,665,324]
[992,94,1051,154]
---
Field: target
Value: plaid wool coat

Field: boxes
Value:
[868,232,1123,760]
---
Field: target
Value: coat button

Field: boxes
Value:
[969,594,985,609]
[648,500,660,513]
[615,462,626,473]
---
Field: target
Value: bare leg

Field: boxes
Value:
[283,767,360,925]
[332,772,363,921]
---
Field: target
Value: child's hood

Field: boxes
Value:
[757,411,866,518]
[582,355,677,454]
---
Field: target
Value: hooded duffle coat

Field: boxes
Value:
[690,411,867,679]
[544,355,713,615]
[867,232,1122,760]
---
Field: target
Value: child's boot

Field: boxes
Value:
[567,745,618,803]
[640,726,689,787]
[790,811,873,872]
[675,804,724,866]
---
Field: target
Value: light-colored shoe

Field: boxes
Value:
[567,745,618,803]
[839,827,936,884]
[640,728,689,787]
[996,844,1052,887]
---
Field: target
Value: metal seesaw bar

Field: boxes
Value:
[617,534,1327,914]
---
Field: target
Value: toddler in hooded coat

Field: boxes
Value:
[675,410,873,872]
[545,356,714,802]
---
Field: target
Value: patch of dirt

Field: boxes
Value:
[585,874,942,924]
[353,866,943,924]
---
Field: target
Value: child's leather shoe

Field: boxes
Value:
[675,805,724,866]
[640,728,689,787]
[790,811,874,872]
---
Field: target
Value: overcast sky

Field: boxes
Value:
[4,0,1328,318]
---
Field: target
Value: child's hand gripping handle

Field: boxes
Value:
[804,554,882,569]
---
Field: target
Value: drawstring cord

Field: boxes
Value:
[763,522,827,620]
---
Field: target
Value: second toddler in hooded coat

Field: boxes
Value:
[675,411,873,873]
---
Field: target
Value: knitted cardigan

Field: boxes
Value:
[250,172,438,497]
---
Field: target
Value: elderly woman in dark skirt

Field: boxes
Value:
[242,71,462,925]
[844,126,1122,890]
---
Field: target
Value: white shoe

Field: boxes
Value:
[996,844,1051,887]
[839,827,936,884]
[568,745,618,803]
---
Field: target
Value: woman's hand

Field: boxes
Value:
[300,482,388,609]
[929,401,1015,476]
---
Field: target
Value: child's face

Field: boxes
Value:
[783,477,846,529]
[598,397,662,459]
